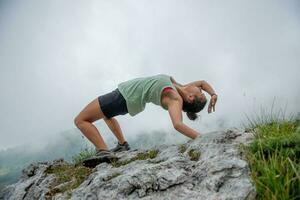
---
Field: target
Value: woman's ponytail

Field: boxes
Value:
[186,112,198,121]
[182,94,207,121]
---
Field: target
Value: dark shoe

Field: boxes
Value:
[110,141,130,152]
[82,149,117,168]
[95,149,114,157]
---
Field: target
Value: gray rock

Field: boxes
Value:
[1,159,65,200]
[1,130,256,200]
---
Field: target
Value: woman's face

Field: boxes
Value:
[186,86,206,104]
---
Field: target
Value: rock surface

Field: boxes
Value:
[1,129,256,200]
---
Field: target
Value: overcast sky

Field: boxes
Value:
[0,0,299,150]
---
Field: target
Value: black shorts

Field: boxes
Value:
[98,88,128,119]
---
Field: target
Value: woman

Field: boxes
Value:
[74,74,218,159]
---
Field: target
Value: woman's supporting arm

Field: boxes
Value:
[167,97,201,139]
[174,122,200,139]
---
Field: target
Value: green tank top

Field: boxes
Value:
[117,74,177,116]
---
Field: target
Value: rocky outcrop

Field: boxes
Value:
[1,129,256,200]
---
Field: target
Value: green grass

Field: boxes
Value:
[242,103,300,200]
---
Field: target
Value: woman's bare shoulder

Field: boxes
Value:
[161,89,182,109]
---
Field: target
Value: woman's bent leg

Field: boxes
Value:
[74,98,108,150]
[104,117,126,144]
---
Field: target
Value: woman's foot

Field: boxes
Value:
[82,149,117,168]
[95,149,114,156]
[110,141,130,152]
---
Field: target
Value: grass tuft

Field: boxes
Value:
[242,103,300,200]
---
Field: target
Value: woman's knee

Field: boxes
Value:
[74,98,104,128]
[74,116,85,128]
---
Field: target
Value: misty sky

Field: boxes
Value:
[0,0,299,150]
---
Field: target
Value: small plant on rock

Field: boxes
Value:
[188,149,201,161]
[178,144,187,153]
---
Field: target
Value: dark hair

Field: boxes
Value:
[182,96,207,121]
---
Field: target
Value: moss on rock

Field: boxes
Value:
[111,149,159,168]
[44,163,92,198]
[188,149,201,161]
[178,144,187,153]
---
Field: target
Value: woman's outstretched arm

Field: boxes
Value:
[186,80,216,96]
[166,97,201,139]
[171,77,216,97]
[187,80,218,113]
